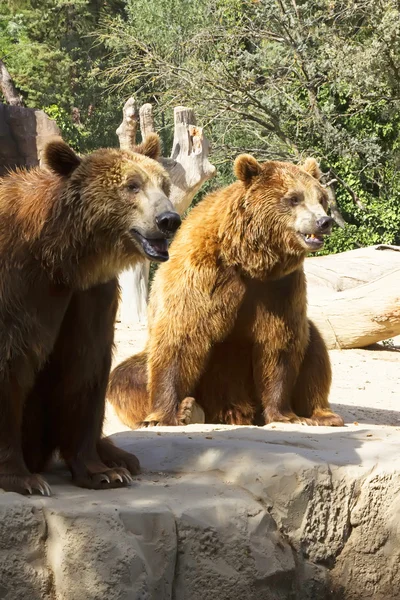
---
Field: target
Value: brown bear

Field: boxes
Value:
[108,154,344,429]
[0,133,181,495]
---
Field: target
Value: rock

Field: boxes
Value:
[1,419,399,599]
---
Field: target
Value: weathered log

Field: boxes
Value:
[308,267,400,349]
[116,100,216,325]
[306,245,400,349]
[115,98,139,151]
[160,106,216,214]
[305,245,400,294]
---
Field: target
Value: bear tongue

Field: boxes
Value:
[147,239,168,253]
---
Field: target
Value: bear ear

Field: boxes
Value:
[134,133,161,161]
[234,154,262,185]
[301,157,322,181]
[43,139,81,177]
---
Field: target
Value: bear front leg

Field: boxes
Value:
[49,280,139,489]
[141,333,214,427]
[142,265,246,428]
[0,376,51,495]
[253,349,315,426]
[291,320,344,427]
[143,358,204,426]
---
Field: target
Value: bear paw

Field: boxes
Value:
[97,438,140,475]
[264,410,315,426]
[178,397,205,425]
[0,473,51,496]
[309,410,345,427]
[73,466,134,490]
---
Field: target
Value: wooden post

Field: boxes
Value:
[116,100,216,325]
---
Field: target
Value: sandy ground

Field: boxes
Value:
[105,323,400,434]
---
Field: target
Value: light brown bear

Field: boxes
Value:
[0,133,181,495]
[108,154,344,428]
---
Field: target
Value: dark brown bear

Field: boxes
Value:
[0,133,181,495]
[108,154,344,430]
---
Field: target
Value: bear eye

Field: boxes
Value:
[319,195,328,210]
[127,182,140,193]
[289,194,301,206]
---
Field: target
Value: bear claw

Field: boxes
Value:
[0,473,52,496]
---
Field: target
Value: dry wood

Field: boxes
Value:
[308,267,400,349]
[305,245,400,294]
[0,59,22,106]
[116,98,139,151]
[116,100,216,324]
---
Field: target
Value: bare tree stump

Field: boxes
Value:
[306,245,400,349]
[115,98,139,151]
[139,103,155,138]
[161,106,216,214]
[116,100,216,325]
[0,60,23,106]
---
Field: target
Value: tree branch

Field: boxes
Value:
[328,167,366,210]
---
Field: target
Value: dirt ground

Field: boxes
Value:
[106,323,400,432]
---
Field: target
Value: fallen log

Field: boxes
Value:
[308,264,400,349]
[305,245,400,294]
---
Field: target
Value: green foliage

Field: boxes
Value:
[99,0,400,252]
[2,0,400,254]
[0,0,125,150]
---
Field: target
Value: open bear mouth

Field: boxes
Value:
[130,230,169,262]
[297,232,326,251]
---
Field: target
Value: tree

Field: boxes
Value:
[0,0,126,150]
[0,57,22,105]
[99,0,400,253]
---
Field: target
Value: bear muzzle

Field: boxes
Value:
[296,216,333,251]
[155,211,182,237]
[129,210,181,262]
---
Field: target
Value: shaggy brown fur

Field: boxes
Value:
[0,133,181,495]
[108,155,344,429]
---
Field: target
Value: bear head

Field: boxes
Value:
[233,154,333,256]
[43,134,181,265]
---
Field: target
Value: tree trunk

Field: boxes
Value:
[115,98,138,150]
[306,245,400,349]
[0,60,23,106]
[116,100,216,325]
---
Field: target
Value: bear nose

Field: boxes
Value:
[316,216,333,232]
[155,211,181,236]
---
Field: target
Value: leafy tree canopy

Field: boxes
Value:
[0,0,126,150]
[2,0,400,253]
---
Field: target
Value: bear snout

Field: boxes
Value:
[316,216,333,233]
[155,211,182,236]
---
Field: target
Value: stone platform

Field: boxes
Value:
[1,325,399,599]
[2,419,399,600]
